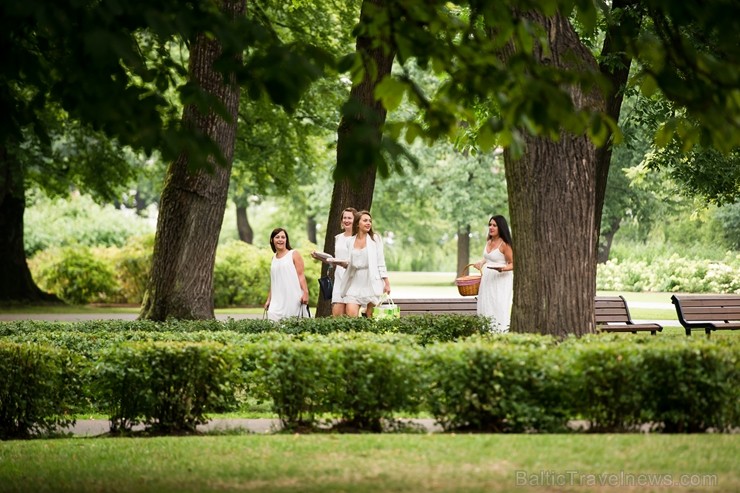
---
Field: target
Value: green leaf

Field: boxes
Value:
[374,77,406,112]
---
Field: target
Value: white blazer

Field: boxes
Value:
[340,233,388,297]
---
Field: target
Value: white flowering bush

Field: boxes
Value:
[598,254,740,293]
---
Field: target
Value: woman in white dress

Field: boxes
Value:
[312,207,357,316]
[264,228,309,321]
[336,210,391,318]
[474,215,514,332]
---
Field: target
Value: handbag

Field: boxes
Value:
[373,297,400,320]
[299,304,311,318]
[318,266,334,300]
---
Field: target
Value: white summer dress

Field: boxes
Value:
[342,246,380,307]
[331,232,351,304]
[477,245,513,332]
[267,251,309,321]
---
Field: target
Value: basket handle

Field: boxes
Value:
[458,263,482,277]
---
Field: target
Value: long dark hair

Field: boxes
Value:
[353,210,376,238]
[269,228,292,253]
[488,215,513,246]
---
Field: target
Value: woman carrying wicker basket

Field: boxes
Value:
[473,215,514,332]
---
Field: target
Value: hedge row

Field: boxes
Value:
[1,332,738,438]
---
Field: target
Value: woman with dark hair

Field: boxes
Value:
[473,215,514,332]
[264,228,309,321]
[335,210,391,318]
[311,207,357,316]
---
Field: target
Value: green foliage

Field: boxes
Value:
[113,234,155,304]
[715,202,740,250]
[32,247,120,304]
[213,241,272,307]
[597,255,740,293]
[422,341,570,433]
[93,342,241,433]
[23,194,154,257]
[0,342,82,439]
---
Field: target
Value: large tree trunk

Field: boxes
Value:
[236,203,253,244]
[456,224,470,276]
[307,216,317,244]
[0,146,59,303]
[503,12,605,337]
[316,0,395,317]
[140,0,245,320]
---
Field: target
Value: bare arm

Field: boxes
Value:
[293,250,309,304]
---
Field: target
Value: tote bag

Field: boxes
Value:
[374,297,400,320]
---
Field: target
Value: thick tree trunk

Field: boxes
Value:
[139,0,245,320]
[503,12,605,337]
[236,204,253,244]
[0,146,59,303]
[316,0,395,317]
[456,224,470,276]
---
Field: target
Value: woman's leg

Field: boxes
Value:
[365,302,375,318]
[331,302,346,317]
[345,303,362,317]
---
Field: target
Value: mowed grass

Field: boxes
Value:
[0,434,736,493]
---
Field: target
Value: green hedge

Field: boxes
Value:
[1,324,738,436]
[0,342,83,439]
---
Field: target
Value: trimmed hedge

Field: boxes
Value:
[1,322,738,436]
[0,342,83,439]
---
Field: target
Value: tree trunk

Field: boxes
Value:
[503,11,605,337]
[0,146,59,303]
[139,0,245,321]
[307,216,317,244]
[597,216,622,263]
[316,0,395,317]
[236,204,253,244]
[456,224,470,276]
[594,0,640,237]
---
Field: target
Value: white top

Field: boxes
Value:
[339,233,388,301]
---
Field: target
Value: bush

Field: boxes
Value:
[422,342,570,433]
[32,247,120,304]
[0,342,82,439]
[93,342,241,433]
[113,234,155,304]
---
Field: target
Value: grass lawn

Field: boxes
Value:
[0,434,735,493]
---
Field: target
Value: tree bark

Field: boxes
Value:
[236,203,253,244]
[502,11,605,337]
[0,146,59,303]
[139,0,245,320]
[316,0,395,317]
[456,224,470,276]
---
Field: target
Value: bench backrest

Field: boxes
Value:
[671,295,740,322]
[393,298,477,316]
[594,296,632,324]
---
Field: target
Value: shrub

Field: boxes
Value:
[422,342,570,433]
[113,234,155,304]
[32,247,119,304]
[0,343,82,439]
[93,342,241,433]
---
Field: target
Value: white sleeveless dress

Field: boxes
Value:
[477,245,513,332]
[331,232,351,304]
[343,246,380,307]
[268,251,309,321]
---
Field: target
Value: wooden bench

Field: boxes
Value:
[595,295,663,335]
[393,298,477,316]
[671,294,740,336]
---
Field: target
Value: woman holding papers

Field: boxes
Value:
[312,207,357,316]
[473,215,514,332]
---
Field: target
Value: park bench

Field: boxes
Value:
[595,295,663,335]
[671,294,740,336]
[393,298,478,316]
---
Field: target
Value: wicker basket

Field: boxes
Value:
[455,263,482,296]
